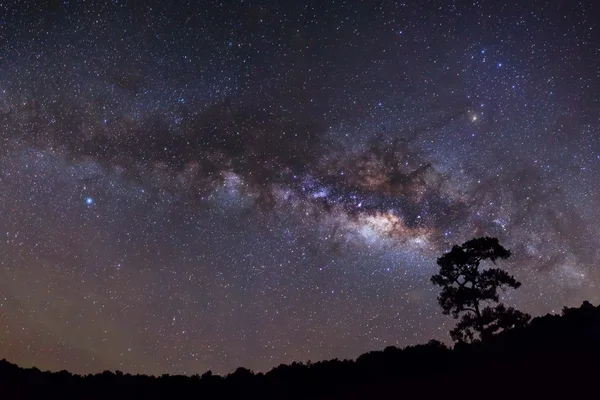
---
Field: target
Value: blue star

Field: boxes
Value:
[85,197,94,205]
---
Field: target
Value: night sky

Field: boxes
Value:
[1,0,599,376]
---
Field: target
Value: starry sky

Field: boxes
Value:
[0,0,599,376]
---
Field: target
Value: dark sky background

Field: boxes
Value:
[0,0,599,376]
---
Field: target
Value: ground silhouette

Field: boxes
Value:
[1,301,600,399]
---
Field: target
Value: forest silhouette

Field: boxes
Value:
[2,238,598,399]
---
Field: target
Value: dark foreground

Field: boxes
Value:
[2,302,600,399]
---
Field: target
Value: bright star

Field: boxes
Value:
[85,197,94,205]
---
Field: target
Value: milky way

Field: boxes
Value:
[1,0,599,375]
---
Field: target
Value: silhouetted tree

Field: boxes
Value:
[431,237,530,342]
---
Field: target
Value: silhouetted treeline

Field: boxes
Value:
[3,301,600,399]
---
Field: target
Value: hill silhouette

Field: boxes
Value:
[2,301,600,399]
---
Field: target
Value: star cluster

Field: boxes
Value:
[1,0,599,375]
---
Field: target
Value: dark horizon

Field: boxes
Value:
[2,300,600,400]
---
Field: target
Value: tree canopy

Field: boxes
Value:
[431,237,530,342]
